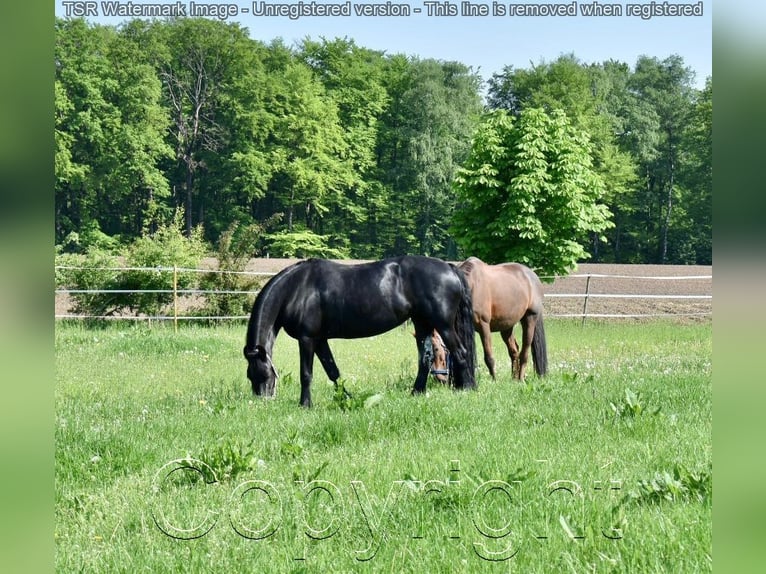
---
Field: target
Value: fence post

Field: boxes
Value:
[173,265,178,333]
[581,274,592,327]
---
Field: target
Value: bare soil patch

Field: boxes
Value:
[56,258,712,321]
[231,258,713,321]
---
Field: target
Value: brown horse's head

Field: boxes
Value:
[427,331,450,384]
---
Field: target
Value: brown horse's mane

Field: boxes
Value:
[460,257,478,276]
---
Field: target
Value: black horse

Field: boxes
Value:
[244,256,476,407]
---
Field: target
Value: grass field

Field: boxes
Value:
[55,319,711,572]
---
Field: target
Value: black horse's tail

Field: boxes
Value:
[532,314,548,377]
[451,265,477,388]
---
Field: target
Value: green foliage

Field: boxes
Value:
[54,19,711,265]
[59,220,120,254]
[265,229,350,259]
[330,380,384,411]
[374,57,484,257]
[56,210,206,317]
[487,54,710,265]
[609,388,661,418]
[121,211,206,316]
[55,18,172,241]
[179,438,258,483]
[55,248,123,317]
[622,464,712,505]
[452,107,614,278]
[198,218,280,318]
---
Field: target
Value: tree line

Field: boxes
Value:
[55,17,711,266]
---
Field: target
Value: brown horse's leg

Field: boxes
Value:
[516,316,537,381]
[501,328,520,379]
[477,321,496,379]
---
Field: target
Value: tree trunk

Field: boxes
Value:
[185,166,194,237]
[660,132,675,264]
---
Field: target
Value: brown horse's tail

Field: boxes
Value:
[532,314,548,377]
[451,265,477,388]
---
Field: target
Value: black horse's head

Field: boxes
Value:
[243,345,278,397]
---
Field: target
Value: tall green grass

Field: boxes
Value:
[55,319,711,572]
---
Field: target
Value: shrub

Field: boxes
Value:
[265,229,350,259]
[56,210,207,318]
[56,248,124,317]
[197,217,280,319]
[120,211,207,316]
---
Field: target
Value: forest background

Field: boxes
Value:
[54,17,712,266]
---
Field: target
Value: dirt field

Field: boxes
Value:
[56,258,712,321]
[236,258,712,321]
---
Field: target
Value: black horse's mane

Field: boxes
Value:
[245,260,309,350]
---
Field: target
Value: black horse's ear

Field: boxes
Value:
[244,346,265,359]
[244,345,267,360]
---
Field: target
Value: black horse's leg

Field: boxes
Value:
[298,338,315,407]
[437,326,474,390]
[411,324,432,395]
[315,339,351,398]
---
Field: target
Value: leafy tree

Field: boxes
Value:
[678,76,712,264]
[141,18,255,236]
[198,217,281,319]
[264,230,350,259]
[55,18,172,242]
[263,58,357,233]
[189,32,273,241]
[120,210,207,316]
[375,57,483,257]
[590,59,661,262]
[451,108,613,279]
[299,38,389,255]
[487,54,638,262]
[628,55,696,263]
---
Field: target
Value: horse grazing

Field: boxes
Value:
[243,256,476,407]
[431,257,548,381]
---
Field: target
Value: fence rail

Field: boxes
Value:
[55,264,712,325]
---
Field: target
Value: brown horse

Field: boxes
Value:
[430,257,548,382]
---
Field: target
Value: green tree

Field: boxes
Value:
[120,210,207,316]
[187,32,274,241]
[676,76,712,263]
[487,54,638,262]
[299,38,389,255]
[628,55,696,263]
[375,57,483,257]
[451,108,613,279]
[55,18,172,243]
[263,56,357,235]
[141,18,255,236]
